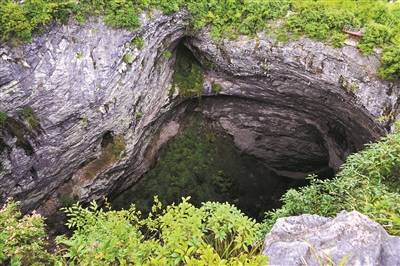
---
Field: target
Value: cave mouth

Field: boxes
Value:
[111,111,327,220]
[109,42,342,219]
[109,40,380,220]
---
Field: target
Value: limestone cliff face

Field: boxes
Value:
[0,11,189,212]
[0,12,398,213]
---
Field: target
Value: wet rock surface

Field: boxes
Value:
[263,211,400,266]
[0,12,398,214]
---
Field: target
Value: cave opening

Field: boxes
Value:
[109,41,355,220]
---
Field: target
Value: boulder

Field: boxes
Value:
[263,211,400,266]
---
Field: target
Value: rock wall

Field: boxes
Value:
[0,12,399,213]
[0,11,189,212]
[263,211,400,266]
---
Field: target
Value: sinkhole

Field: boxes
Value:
[110,41,382,220]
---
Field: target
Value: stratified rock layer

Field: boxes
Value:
[263,211,400,266]
[0,12,399,213]
[0,12,190,211]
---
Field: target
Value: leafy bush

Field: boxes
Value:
[0,200,53,265]
[57,198,267,265]
[358,22,394,54]
[131,36,145,49]
[263,129,400,236]
[379,41,400,80]
[0,2,32,42]
[103,0,140,30]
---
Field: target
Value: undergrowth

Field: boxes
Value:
[0,200,54,265]
[1,198,267,265]
[0,0,399,79]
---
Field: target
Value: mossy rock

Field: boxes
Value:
[18,106,40,130]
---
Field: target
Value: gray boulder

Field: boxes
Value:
[263,211,400,266]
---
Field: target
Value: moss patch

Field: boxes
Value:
[211,83,223,94]
[131,37,144,49]
[122,53,135,64]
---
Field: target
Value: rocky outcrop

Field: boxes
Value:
[263,211,400,266]
[0,11,399,213]
[0,11,190,212]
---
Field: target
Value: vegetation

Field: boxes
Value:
[263,125,400,236]
[1,0,399,79]
[75,51,83,59]
[163,50,173,59]
[131,36,144,49]
[0,198,266,265]
[172,45,204,97]
[18,106,40,130]
[0,112,7,127]
[1,0,400,264]
[2,122,400,264]
[112,115,304,219]
[212,83,223,94]
[57,198,266,265]
[0,200,54,265]
[122,52,135,64]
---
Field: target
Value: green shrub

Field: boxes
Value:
[0,200,54,265]
[358,22,394,54]
[0,2,32,42]
[23,0,54,29]
[57,198,267,265]
[263,129,400,235]
[131,37,145,49]
[122,52,135,64]
[211,83,223,94]
[330,31,346,48]
[163,50,173,59]
[379,42,400,80]
[104,0,140,30]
